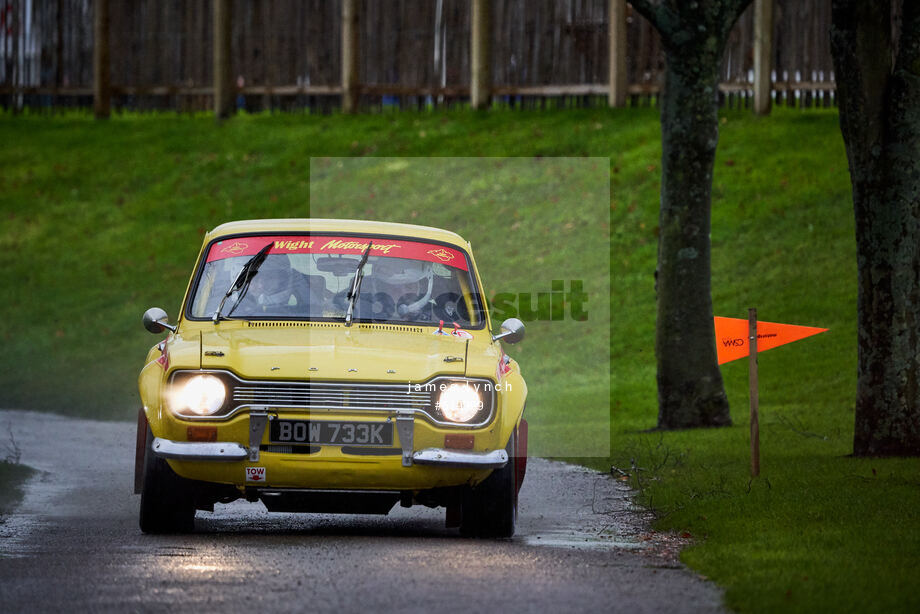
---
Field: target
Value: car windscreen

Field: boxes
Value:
[188,234,486,328]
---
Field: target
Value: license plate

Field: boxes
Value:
[269,419,393,447]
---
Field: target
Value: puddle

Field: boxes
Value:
[522,530,644,550]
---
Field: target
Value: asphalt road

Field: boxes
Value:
[0,410,725,613]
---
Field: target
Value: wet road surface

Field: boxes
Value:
[0,410,725,613]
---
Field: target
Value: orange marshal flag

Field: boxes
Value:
[714,316,828,365]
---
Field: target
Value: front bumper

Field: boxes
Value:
[153,437,247,461]
[152,437,507,468]
[152,409,508,469]
[412,448,507,468]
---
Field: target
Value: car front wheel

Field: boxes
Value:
[139,426,196,534]
[459,428,520,538]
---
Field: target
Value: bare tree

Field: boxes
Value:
[3,422,21,465]
[830,1,920,456]
[629,0,753,429]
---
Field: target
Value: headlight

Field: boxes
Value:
[170,374,227,416]
[437,383,484,423]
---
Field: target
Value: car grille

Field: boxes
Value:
[232,382,430,412]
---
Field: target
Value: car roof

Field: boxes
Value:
[205,219,470,249]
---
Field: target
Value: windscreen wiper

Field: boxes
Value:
[343,241,373,327]
[212,242,273,322]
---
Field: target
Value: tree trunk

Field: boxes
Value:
[654,40,731,429]
[631,1,752,429]
[831,0,920,456]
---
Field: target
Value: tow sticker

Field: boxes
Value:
[245,467,266,482]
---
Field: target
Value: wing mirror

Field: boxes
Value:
[491,317,525,344]
[143,307,177,334]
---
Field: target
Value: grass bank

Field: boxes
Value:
[1,107,917,612]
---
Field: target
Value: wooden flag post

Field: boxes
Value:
[714,313,827,478]
[749,308,760,477]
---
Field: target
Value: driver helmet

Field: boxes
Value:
[375,258,433,315]
[251,254,294,307]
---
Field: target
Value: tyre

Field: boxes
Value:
[459,429,519,538]
[139,426,196,534]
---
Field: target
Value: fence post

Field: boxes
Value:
[342,0,360,113]
[608,0,627,107]
[213,0,233,120]
[753,0,774,115]
[56,0,64,95]
[93,0,111,119]
[470,0,491,110]
[9,0,20,113]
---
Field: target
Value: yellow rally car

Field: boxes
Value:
[135,219,527,537]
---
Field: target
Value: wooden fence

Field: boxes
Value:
[0,0,835,113]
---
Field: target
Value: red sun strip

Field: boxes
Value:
[206,235,469,271]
